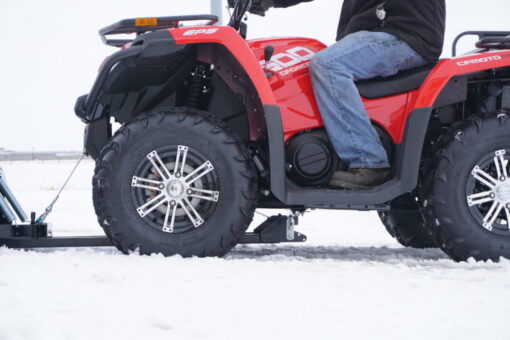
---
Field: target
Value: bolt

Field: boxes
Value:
[501,177,507,182]
[507,203,510,209]
[158,184,164,190]
[187,189,193,195]
[490,193,496,199]
[170,200,176,206]
[175,173,181,178]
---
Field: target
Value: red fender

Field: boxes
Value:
[168,26,277,106]
[415,50,510,108]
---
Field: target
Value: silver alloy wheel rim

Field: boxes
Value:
[131,145,219,233]
[466,149,510,233]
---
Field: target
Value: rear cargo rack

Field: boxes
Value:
[453,31,510,56]
[99,14,218,47]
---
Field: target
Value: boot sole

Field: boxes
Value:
[329,179,373,190]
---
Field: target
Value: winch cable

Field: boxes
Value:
[36,154,85,223]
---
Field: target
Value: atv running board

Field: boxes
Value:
[0,213,306,249]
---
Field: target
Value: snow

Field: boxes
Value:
[1,160,510,340]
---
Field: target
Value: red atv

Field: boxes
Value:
[74,0,510,261]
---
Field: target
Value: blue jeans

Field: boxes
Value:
[309,31,427,169]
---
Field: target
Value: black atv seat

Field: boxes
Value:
[356,63,436,99]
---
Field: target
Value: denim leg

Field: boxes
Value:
[309,31,427,169]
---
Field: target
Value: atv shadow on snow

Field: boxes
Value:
[228,245,448,262]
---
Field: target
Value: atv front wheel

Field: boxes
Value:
[378,194,437,249]
[423,114,510,261]
[92,107,257,257]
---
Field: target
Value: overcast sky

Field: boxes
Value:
[1,0,509,151]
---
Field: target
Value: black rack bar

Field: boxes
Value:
[453,31,510,56]
[99,14,218,47]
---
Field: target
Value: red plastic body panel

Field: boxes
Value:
[169,26,276,106]
[416,50,510,108]
[249,37,411,143]
[169,26,510,144]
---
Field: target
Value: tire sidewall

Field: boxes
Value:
[94,109,256,256]
[429,115,510,260]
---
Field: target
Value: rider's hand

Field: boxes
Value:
[249,0,275,16]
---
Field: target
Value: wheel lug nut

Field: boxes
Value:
[490,193,496,198]
[158,184,164,189]
[175,173,181,178]
[187,189,193,195]
[170,200,176,206]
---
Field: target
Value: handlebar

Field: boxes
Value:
[228,0,253,31]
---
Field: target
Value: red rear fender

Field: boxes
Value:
[416,50,510,108]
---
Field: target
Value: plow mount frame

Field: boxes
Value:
[0,213,306,249]
[1,164,306,249]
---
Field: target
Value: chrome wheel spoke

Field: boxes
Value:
[147,151,171,180]
[471,166,498,189]
[188,188,219,202]
[173,145,188,177]
[482,201,504,231]
[133,146,219,233]
[184,161,214,185]
[467,190,494,206]
[505,207,510,230]
[494,150,508,181]
[136,193,166,218]
[162,202,178,233]
[180,197,204,227]
[131,176,163,191]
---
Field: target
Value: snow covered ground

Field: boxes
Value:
[1,160,509,340]
[2,0,510,338]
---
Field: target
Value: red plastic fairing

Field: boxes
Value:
[168,28,410,143]
[248,37,325,141]
[416,50,510,108]
[248,37,411,143]
[168,26,276,106]
[169,27,510,145]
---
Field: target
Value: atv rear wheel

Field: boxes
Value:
[92,107,257,257]
[378,194,437,248]
[423,114,510,261]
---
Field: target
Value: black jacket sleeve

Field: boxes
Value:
[273,0,314,8]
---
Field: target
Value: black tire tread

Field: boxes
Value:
[421,113,510,261]
[92,107,257,257]
[378,208,437,249]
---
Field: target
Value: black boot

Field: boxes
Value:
[329,168,391,190]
